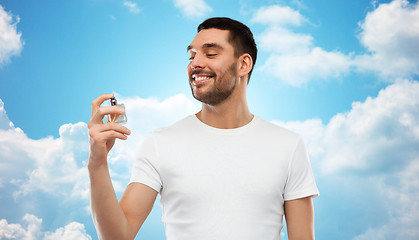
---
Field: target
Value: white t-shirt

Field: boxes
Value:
[130,115,319,240]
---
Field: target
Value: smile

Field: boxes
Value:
[192,74,213,81]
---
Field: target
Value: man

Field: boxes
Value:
[88,17,319,240]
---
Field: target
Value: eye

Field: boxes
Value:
[206,53,217,58]
[188,52,196,61]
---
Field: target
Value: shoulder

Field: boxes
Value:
[254,116,302,143]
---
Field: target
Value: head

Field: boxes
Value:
[187,18,257,106]
[197,17,257,83]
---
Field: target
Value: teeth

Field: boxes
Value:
[193,75,211,81]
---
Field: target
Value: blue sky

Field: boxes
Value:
[0,0,418,239]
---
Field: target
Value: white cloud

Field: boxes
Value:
[355,0,419,79]
[0,100,32,185]
[0,99,93,201]
[321,79,419,174]
[0,214,42,240]
[123,1,141,14]
[252,5,307,26]
[0,214,92,240]
[43,222,92,240]
[277,79,419,174]
[252,5,352,86]
[0,4,23,67]
[0,98,17,130]
[261,47,351,86]
[11,122,90,199]
[352,159,419,239]
[254,1,419,86]
[257,26,313,55]
[275,79,419,238]
[174,0,212,19]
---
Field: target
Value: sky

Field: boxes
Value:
[0,0,418,239]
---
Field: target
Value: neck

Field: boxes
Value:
[196,81,253,129]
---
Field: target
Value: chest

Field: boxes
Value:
[158,138,291,209]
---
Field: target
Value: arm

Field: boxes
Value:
[284,196,315,240]
[119,182,158,237]
[88,94,157,240]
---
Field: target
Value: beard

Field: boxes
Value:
[189,63,237,106]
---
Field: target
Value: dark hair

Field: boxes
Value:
[198,17,257,83]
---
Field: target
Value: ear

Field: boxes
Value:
[237,53,253,81]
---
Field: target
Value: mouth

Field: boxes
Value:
[191,73,215,85]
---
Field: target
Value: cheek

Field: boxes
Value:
[186,63,192,74]
[207,62,223,74]
[211,57,234,73]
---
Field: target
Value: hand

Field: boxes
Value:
[88,94,131,169]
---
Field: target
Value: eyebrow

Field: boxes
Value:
[187,43,224,53]
[187,45,196,53]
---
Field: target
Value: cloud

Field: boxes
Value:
[9,122,90,200]
[174,0,212,19]
[252,5,352,86]
[321,79,419,174]
[0,97,92,202]
[0,214,92,240]
[257,26,313,55]
[0,98,18,130]
[0,5,23,67]
[352,159,419,240]
[123,1,141,14]
[252,5,307,27]
[254,1,419,86]
[355,0,419,79]
[261,46,351,86]
[0,99,31,185]
[0,214,42,240]
[274,79,419,238]
[43,222,92,240]
[277,79,419,174]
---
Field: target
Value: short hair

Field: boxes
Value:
[198,17,257,83]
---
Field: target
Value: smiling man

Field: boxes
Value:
[88,17,319,240]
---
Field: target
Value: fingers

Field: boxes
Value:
[93,122,131,136]
[91,93,114,118]
[92,105,126,124]
[90,94,126,124]
[98,129,129,141]
[89,121,131,144]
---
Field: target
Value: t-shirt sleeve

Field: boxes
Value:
[129,133,163,193]
[283,137,319,201]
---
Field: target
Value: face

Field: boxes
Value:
[187,29,238,105]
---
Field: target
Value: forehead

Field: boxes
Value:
[188,28,232,51]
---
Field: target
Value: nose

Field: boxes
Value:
[190,53,205,70]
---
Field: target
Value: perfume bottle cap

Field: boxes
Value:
[110,97,117,106]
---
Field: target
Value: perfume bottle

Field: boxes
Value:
[107,97,127,124]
